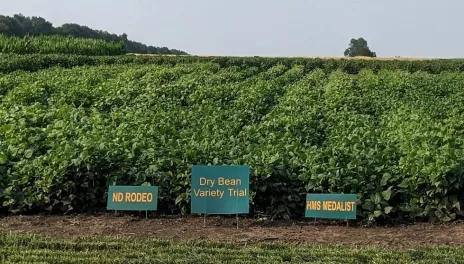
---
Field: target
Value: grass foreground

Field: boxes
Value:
[0,233,462,264]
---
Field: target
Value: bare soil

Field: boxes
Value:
[1,214,463,249]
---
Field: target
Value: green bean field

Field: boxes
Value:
[1,33,464,263]
[1,59,464,222]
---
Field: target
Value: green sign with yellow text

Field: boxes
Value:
[107,186,158,211]
[191,165,249,214]
[305,193,357,220]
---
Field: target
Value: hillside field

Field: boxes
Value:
[1,36,464,262]
[1,56,464,223]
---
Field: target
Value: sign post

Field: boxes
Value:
[305,193,357,220]
[191,165,249,228]
[107,186,159,214]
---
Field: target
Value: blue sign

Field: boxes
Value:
[305,193,357,219]
[191,165,249,214]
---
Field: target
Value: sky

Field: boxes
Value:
[2,0,464,58]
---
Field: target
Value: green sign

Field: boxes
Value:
[107,186,158,211]
[305,193,357,220]
[191,165,249,215]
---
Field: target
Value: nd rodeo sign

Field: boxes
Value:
[107,186,158,211]
[305,193,357,220]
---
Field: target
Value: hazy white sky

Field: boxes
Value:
[3,0,464,58]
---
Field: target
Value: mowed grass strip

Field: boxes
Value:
[0,234,463,263]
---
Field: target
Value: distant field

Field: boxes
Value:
[128,53,448,61]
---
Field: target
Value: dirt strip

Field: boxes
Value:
[1,214,463,249]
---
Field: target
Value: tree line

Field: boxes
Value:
[0,14,188,55]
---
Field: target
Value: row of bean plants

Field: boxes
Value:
[3,53,464,74]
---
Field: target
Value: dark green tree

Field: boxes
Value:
[30,16,54,35]
[0,15,23,35]
[344,38,376,57]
